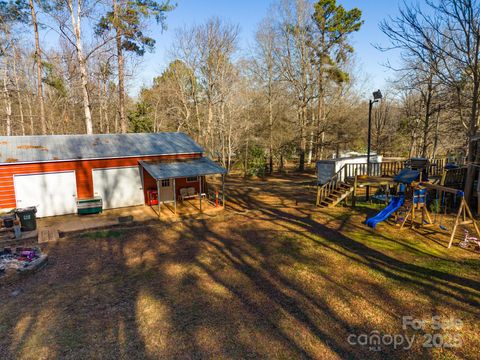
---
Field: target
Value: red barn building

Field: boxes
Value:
[0,133,226,217]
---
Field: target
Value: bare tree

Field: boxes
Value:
[272,0,314,171]
[380,0,480,200]
[253,19,278,173]
[65,0,93,133]
[1,62,12,135]
[29,0,46,134]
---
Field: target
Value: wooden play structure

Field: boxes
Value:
[316,157,457,208]
[398,187,433,231]
[418,182,480,248]
[316,157,478,249]
[373,180,480,249]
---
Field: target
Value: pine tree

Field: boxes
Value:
[96,0,174,133]
[311,0,363,159]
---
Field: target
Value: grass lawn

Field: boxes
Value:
[0,174,479,359]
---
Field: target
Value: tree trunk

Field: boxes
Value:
[29,0,46,135]
[12,46,25,135]
[220,100,226,167]
[98,79,103,133]
[207,94,213,154]
[298,105,306,172]
[307,130,314,164]
[190,73,202,143]
[432,111,440,159]
[67,0,93,134]
[244,138,249,177]
[25,94,34,134]
[103,81,110,133]
[307,100,315,164]
[2,68,12,136]
[408,130,416,158]
[267,56,275,174]
[268,77,274,174]
[319,131,325,160]
[317,67,325,160]
[227,117,232,171]
[114,0,127,133]
[421,82,432,158]
[464,76,480,202]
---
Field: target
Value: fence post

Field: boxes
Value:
[316,185,321,206]
[353,168,358,207]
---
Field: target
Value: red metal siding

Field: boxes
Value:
[143,168,158,202]
[0,153,201,210]
[142,172,202,201]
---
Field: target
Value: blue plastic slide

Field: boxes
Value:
[366,195,405,229]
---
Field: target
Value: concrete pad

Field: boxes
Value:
[35,204,224,237]
[36,205,156,236]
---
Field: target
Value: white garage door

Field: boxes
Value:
[14,171,78,218]
[93,167,144,209]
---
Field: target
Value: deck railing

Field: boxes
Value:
[442,167,467,188]
[428,158,447,177]
[340,161,405,180]
[316,158,450,206]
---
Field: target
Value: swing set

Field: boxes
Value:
[402,182,480,248]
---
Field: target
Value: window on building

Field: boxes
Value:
[161,179,170,187]
[186,176,199,182]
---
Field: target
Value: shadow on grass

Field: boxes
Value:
[0,174,478,359]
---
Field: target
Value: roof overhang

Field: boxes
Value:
[140,157,227,180]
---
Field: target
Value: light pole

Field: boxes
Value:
[366,89,382,201]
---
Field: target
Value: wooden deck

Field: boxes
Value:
[354,175,396,186]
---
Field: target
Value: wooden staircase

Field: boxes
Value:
[318,182,354,207]
[316,164,355,208]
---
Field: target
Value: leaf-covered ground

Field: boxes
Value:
[0,174,478,359]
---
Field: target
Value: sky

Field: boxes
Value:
[128,0,404,97]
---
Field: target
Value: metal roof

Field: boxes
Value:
[0,133,204,164]
[140,157,227,180]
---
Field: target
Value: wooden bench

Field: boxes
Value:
[180,187,197,201]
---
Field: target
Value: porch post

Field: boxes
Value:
[222,174,225,209]
[199,175,203,212]
[173,178,177,214]
[157,180,161,218]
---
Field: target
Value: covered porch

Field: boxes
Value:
[140,157,227,218]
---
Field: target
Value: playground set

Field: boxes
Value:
[316,158,479,251]
[365,168,480,250]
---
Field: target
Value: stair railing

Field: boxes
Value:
[316,164,349,206]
